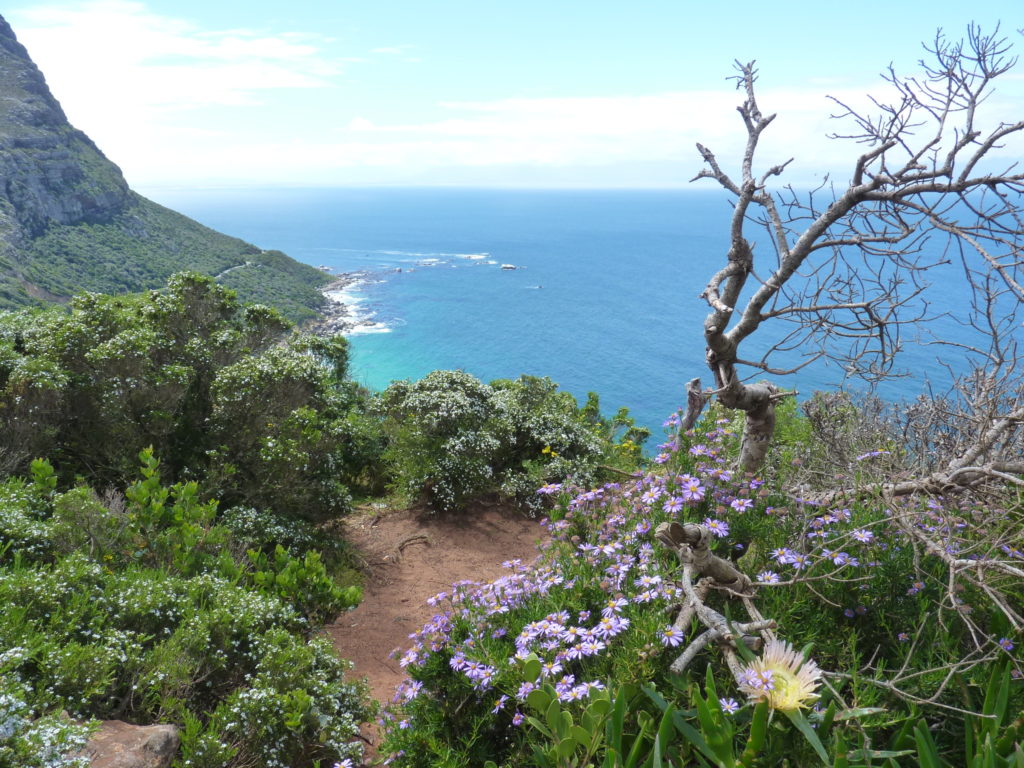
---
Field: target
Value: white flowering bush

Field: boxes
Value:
[0,273,377,527]
[0,691,93,768]
[0,454,370,768]
[380,372,642,513]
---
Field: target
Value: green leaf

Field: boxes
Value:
[528,688,553,712]
[607,687,629,754]
[557,737,576,760]
[739,701,769,767]
[783,709,830,765]
[581,711,595,733]
[693,682,732,759]
[560,710,574,737]
[546,698,563,737]
[523,655,542,683]
[526,715,553,740]
[589,696,612,718]
[624,713,652,768]
[570,724,593,749]
[643,684,670,713]
[671,711,722,767]
[704,665,720,702]
[650,730,664,768]
[816,701,837,742]
[831,730,847,768]
[913,720,942,768]
[848,749,916,760]
[655,704,675,760]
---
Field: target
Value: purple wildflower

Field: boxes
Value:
[703,518,730,538]
[719,697,740,714]
[730,497,754,512]
[663,496,684,514]
[659,625,685,647]
[679,475,705,502]
[856,449,890,461]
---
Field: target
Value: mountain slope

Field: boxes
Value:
[0,15,328,321]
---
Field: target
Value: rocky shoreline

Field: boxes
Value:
[305,271,389,337]
[305,274,356,336]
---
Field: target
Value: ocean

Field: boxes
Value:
[146,187,978,437]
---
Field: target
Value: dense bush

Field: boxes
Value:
[0,272,379,523]
[379,408,1023,766]
[379,371,647,513]
[0,453,369,768]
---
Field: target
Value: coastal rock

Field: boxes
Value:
[308,275,360,336]
[77,721,180,768]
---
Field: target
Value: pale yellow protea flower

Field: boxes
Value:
[736,639,822,711]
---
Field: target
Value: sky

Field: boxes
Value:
[4,0,1023,188]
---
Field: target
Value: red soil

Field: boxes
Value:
[327,501,547,761]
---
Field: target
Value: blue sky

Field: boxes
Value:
[5,1,1022,188]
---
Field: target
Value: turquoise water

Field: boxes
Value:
[146,187,972,436]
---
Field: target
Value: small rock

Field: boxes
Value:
[77,721,180,768]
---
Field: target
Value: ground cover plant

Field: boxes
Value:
[0,452,370,768]
[379,405,1023,766]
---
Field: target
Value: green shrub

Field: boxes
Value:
[0,274,367,526]
[0,654,95,768]
[0,455,370,767]
[380,371,644,513]
[378,408,1023,766]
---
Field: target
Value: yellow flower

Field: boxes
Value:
[737,639,821,711]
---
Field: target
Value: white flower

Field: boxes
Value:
[736,639,821,711]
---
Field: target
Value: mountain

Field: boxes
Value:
[0,15,328,322]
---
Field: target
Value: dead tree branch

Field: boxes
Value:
[690,27,1024,477]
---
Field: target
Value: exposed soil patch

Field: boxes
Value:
[327,501,547,760]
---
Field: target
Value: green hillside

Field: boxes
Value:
[0,14,328,323]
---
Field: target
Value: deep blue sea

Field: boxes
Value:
[146,187,974,437]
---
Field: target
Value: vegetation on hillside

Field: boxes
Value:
[1,17,1022,767]
[0,273,647,766]
[5,195,330,323]
[0,14,330,324]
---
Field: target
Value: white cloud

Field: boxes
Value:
[111,84,1024,187]
[7,0,343,175]
[348,117,375,132]
[318,89,877,183]
[8,2,1022,188]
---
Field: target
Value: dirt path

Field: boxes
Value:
[327,502,546,757]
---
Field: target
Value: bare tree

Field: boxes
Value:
[690,26,1024,483]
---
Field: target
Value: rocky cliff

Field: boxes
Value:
[0,15,327,320]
